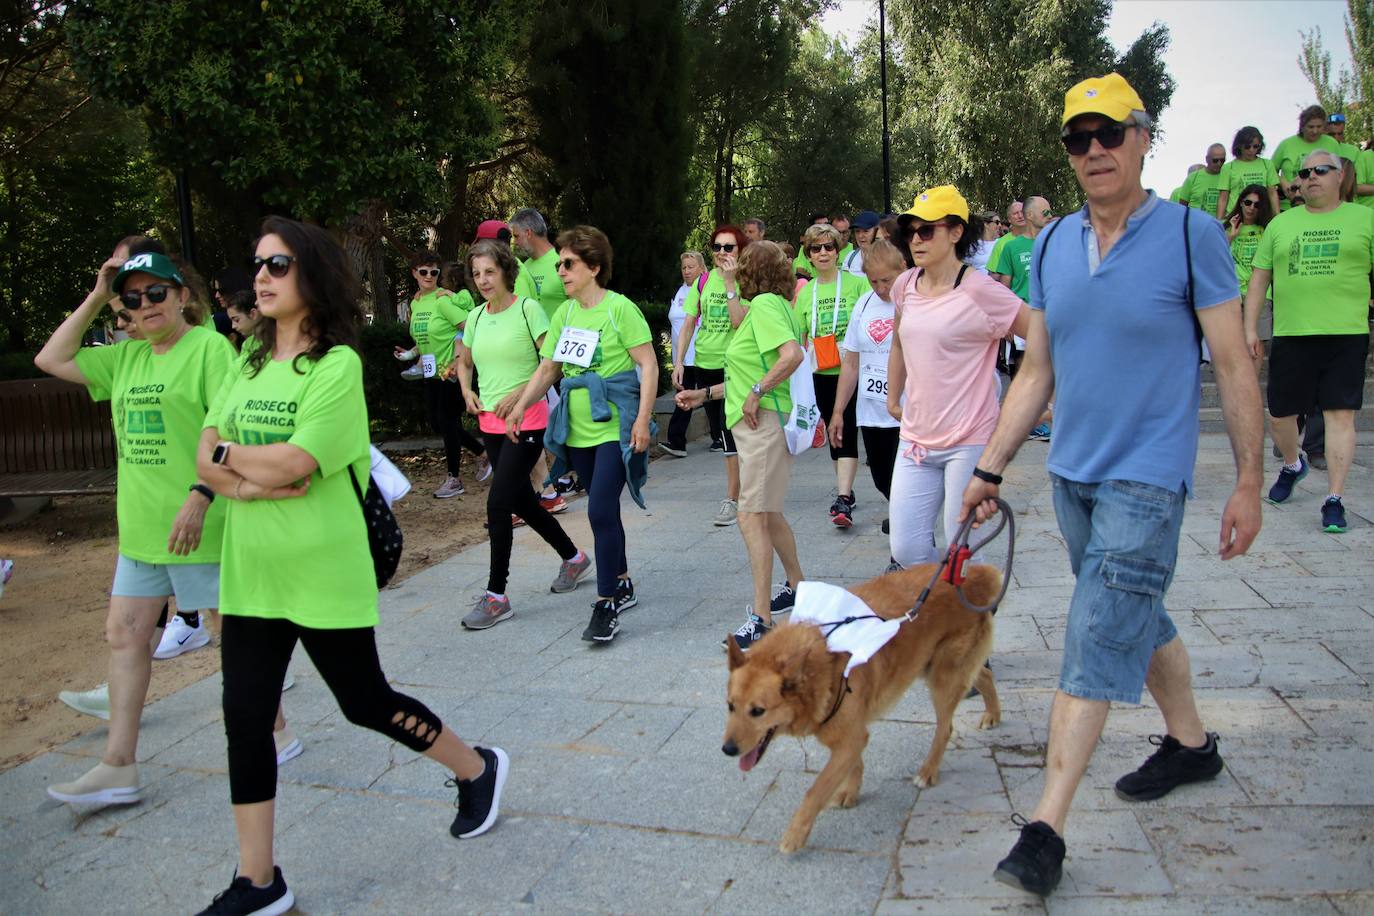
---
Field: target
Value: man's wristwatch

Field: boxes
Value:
[189,483,215,503]
[211,441,233,466]
[750,382,764,397]
[971,467,1003,485]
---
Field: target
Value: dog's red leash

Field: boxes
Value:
[902,497,1015,623]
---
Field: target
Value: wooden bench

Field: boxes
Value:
[0,377,117,497]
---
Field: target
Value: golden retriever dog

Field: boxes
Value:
[723,564,1001,853]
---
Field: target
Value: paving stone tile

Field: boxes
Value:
[1248,576,1374,608]
[1279,686,1374,738]
[739,771,915,853]
[1224,735,1374,805]
[1197,606,1374,645]
[1045,894,1339,914]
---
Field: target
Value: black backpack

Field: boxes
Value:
[347,464,403,588]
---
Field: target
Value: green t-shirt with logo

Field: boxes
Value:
[513,248,567,320]
[1253,203,1374,336]
[408,288,472,375]
[793,271,871,376]
[464,296,550,407]
[74,326,235,565]
[1230,224,1265,298]
[725,293,800,429]
[1182,168,1225,216]
[1216,157,1279,214]
[205,346,376,628]
[1356,148,1374,209]
[683,269,735,369]
[540,292,652,447]
[991,234,1035,302]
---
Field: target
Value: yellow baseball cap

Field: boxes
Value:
[899,186,970,224]
[1061,72,1146,128]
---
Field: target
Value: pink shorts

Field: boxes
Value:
[478,400,549,435]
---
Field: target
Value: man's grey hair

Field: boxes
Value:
[1129,110,1153,132]
[1302,149,1343,171]
[510,207,548,238]
[743,217,766,232]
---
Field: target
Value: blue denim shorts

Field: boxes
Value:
[112,554,220,610]
[1051,475,1186,704]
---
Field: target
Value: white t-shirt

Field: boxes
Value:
[965,239,996,275]
[668,282,697,366]
[840,290,901,428]
[842,246,866,276]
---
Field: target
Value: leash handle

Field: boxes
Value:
[904,497,1016,619]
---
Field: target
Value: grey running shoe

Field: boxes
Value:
[400,363,425,381]
[462,594,513,630]
[551,553,592,593]
[434,475,466,499]
[713,498,738,527]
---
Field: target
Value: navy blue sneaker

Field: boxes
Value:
[1321,497,1348,533]
[769,582,795,616]
[1267,456,1308,503]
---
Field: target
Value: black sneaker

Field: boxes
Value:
[993,816,1065,897]
[448,745,509,839]
[830,494,855,529]
[1267,457,1308,503]
[582,599,620,642]
[709,438,725,452]
[881,517,890,535]
[1114,732,1223,801]
[769,582,796,616]
[197,866,293,915]
[1321,496,1348,533]
[613,577,638,613]
[721,611,771,651]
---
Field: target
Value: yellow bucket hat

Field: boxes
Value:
[899,186,970,224]
[1061,72,1146,128]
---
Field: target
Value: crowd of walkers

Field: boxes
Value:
[21,67,1370,913]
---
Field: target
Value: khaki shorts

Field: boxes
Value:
[733,412,792,512]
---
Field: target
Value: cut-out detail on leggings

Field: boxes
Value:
[392,711,438,745]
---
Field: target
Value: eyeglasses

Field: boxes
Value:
[1061,122,1135,156]
[252,254,295,278]
[118,283,174,311]
[1241,199,1260,208]
[807,242,838,254]
[710,242,737,253]
[909,222,949,242]
[1297,165,1338,179]
[557,257,583,272]
[415,267,440,278]
[1207,157,1225,164]
[1242,142,1262,150]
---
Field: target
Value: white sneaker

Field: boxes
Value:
[712,498,739,527]
[153,614,211,659]
[58,683,111,720]
[274,727,303,766]
[47,761,142,805]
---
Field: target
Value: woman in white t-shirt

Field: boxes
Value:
[963,211,1002,274]
[662,250,706,456]
[829,240,906,539]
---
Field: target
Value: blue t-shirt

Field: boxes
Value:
[1029,193,1239,494]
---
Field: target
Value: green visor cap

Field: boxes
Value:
[113,252,184,293]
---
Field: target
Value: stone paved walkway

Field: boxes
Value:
[4,430,1372,915]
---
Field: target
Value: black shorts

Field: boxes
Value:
[1267,333,1369,417]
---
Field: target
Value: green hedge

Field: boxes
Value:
[0,351,42,381]
[359,322,432,440]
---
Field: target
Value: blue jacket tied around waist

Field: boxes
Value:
[544,369,654,509]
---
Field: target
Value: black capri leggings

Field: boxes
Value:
[483,429,578,594]
[695,367,736,454]
[813,372,859,460]
[861,425,901,501]
[221,615,443,804]
[423,378,485,477]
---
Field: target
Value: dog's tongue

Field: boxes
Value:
[739,746,761,772]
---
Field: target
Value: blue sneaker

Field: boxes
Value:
[1267,457,1308,504]
[1321,497,1348,533]
[1027,423,1052,441]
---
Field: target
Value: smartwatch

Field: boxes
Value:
[211,441,233,466]
[189,483,215,503]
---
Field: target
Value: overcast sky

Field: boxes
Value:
[820,0,1356,199]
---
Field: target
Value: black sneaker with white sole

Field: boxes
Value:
[582,599,620,642]
[613,577,638,613]
[197,866,294,916]
[993,816,1065,897]
[1114,732,1223,801]
[769,582,796,617]
[721,612,771,651]
[448,745,509,838]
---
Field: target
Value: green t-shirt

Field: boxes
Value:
[1216,157,1279,214]
[513,248,567,320]
[985,233,1015,275]
[793,271,871,376]
[464,296,550,407]
[991,234,1035,302]
[724,293,800,429]
[1335,141,1360,164]
[206,346,376,628]
[1168,185,1185,203]
[1182,168,1225,216]
[1230,224,1265,298]
[792,249,814,277]
[408,289,472,375]
[1356,148,1374,209]
[682,270,735,369]
[74,326,235,565]
[1273,134,1341,209]
[540,291,653,447]
[1253,203,1374,336]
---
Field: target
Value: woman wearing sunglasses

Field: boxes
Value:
[35,249,238,808]
[794,222,872,529]
[1225,184,1276,341]
[1273,105,1341,210]
[887,187,1029,569]
[1216,127,1281,220]
[507,225,657,644]
[195,217,508,914]
[394,250,489,498]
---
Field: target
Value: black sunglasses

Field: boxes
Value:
[415,267,440,278]
[252,254,296,278]
[909,222,949,242]
[1243,141,1262,149]
[807,242,838,253]
[1241,198,1260,207]
[1061,122,1134,156]
[119,283,174,311]
[1207,157,1225,164]
[557,257,582,271]
[710,242,737,253]
[1297,165,1338,179]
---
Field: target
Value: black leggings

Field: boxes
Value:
[695,367,735,453]
[861,425,901,501]
[221,615,443,805]
[567,442,628,597]
[666,365,698,450]
[423,378,484,477]
[813,372,859,460]
[483,430,578,594]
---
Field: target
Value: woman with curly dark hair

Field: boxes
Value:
[195,216,508,915]
[1216,126,1281,219]
[1224,184,1276,340]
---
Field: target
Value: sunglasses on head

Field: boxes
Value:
[807,242,838,254]
[1297,165,1338,179]
[118,283,174,311]
[415,267,440,278]
[909,222,949,242]
[252,254,295,278]
[710,242,737,253]
[1061,121,1134,156]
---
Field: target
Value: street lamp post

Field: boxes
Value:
[879,0,892,214]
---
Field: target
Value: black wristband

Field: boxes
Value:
[971,467,1003,485]
[189,483,215,502]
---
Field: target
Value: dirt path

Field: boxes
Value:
[0,450,493,771]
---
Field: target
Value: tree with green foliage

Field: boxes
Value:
[1299,0,1374,142]
[525,0,692,300]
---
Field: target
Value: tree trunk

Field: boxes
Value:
[722,123,738,225]
[341,198,392,323]
[434,165,471,262]
[1,162,30,350]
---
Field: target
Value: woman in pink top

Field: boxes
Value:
[886,186,1030,567]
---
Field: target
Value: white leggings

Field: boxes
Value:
[889,442,986,567]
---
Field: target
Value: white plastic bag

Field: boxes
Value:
[777,348,825,455]
[368,446,411,508]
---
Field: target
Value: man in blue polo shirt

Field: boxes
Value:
[960,73,1263,898]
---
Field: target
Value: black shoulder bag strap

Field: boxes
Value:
[1182,207,1201,357]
